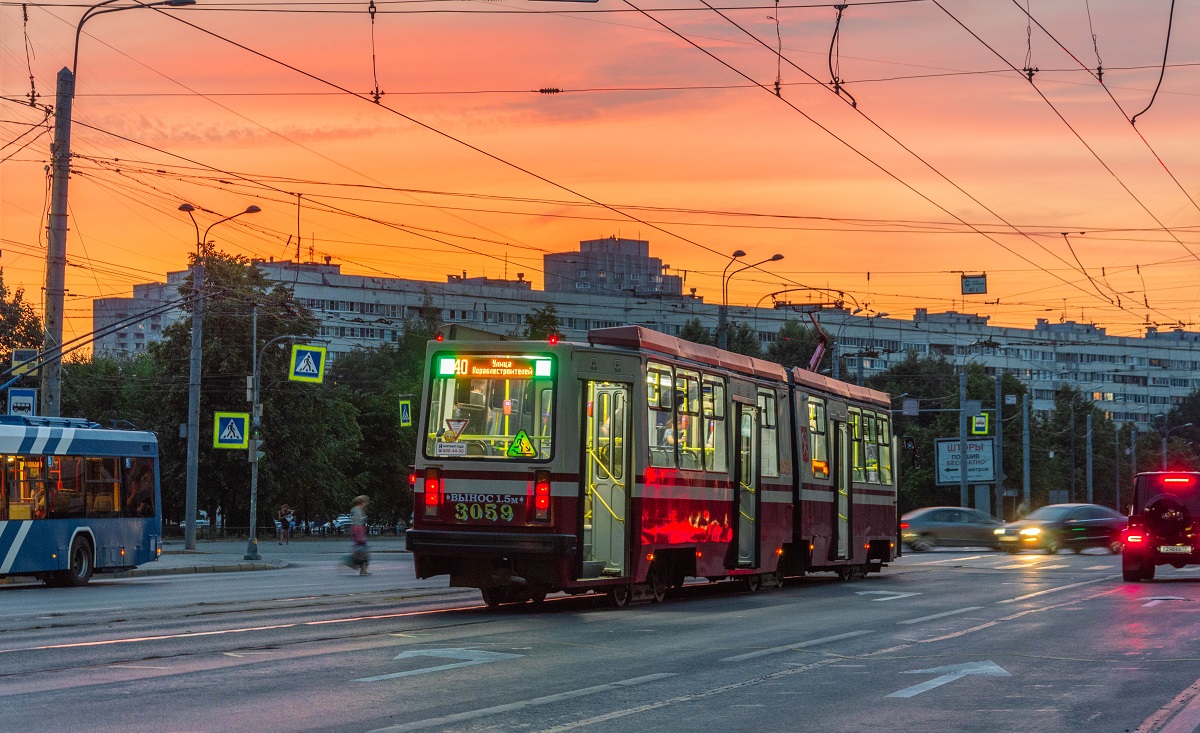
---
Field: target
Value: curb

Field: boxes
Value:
[110,559,289,578]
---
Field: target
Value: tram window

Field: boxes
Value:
[758,390,779,478]
[47,456,86,519]
[647,363,675,468]
[807,398,830,478]
[424,353,557,460]
[878,414,893,485]
[864,412,880,483]
[676,369,703,470]
[703,376,727,473]
[849,409,866,483]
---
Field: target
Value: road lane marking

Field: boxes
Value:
[887,661,1010,699]
[1084,565,1111,570]
[1040,564,1069,570]
[897,607,982,625]
[356,649,523,682]
[1134,676,1200,733]
[364,674,677,733]
[856,591,922,601]
[1143,597,1186,608]
[910,555,985,564]
[997,577,1109,604]
[721,630,873,662]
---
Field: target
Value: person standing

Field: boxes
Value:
[277,503,293,545]
[345,495,371,575]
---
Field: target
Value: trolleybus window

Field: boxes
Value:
[878,414,893,484]
[647,363,675,468]
[676,369,703,470]
[849,408,866,483]
[758,389,779,478]
[807,397,829,478]
[702,375,727,473]
[425,354,555,460]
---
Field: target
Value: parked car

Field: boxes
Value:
[1122,472,1200,582]
[900,507,1004,551]
[995,503,1126,554]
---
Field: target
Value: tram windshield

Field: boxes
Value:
[424,353,555,460]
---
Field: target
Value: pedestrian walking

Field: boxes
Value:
[343,495,371,575]
[277,504,294,544]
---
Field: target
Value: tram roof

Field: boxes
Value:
[587,326,890,408]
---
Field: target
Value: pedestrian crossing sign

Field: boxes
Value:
[506,430,537,458]
[214,412,250,449]
[289,344,327,383]
[399,399,413,427]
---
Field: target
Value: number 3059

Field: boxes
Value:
[455,503,515,522]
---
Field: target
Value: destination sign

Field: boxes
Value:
[437,355,552,379]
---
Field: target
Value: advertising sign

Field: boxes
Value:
[935,438,995,485]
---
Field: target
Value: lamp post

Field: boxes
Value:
[719,253,783,350]
[1162,422,1193,471]
[856,312,889,386]
[41,0,196,418]
[179,203,260,552]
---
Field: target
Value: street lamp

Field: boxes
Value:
[179,203,260,552]
[856,312,889,386]
[41,0,196,417]
[719,253,783,350]
[829,307,863,380]
[1162,422,1193,471]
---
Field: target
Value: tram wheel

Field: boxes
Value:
[608,585,632,608]
[745,574,761,592]
[649,575,667,603]
[836,566,852,581]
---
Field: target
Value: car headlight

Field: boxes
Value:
[1019,527,1041,536]
[994,528,1006,535]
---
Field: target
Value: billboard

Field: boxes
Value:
[935,438,996,485]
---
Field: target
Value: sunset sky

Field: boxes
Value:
[1,0,1197,344]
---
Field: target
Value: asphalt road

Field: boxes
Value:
[2,548,1199,733]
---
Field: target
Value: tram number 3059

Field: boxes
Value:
[446,494,524,523]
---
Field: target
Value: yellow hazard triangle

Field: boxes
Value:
[506,430,537,458]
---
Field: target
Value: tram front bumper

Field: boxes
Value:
[406,529,577,557]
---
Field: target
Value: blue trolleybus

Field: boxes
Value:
[0,416,161,586]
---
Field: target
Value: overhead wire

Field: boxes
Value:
[1130,0,1176,125]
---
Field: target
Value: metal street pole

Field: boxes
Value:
[717,249,744,351]
[995,371,1004,519]
[1162,422,1194,470]
[959,369,968,507]
[41,0,196,417]
[1022,392,1030,509]
[1114,424,1120,511]
[179,203,260,551]
[1086,413,1093,504]
[720,253,782,351]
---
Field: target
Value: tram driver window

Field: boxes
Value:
[807,398,829,479]
[647,364,675,468]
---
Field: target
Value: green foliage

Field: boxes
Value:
[678,317,713,346]
[522,304,560,340]
[765,319,820,371]
[725,321,761,358]
[0,272,43,403]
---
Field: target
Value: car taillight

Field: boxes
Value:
[1126,533,1144,543]
[532,470,551,522]
[423,468,441,518]
[899,522,909,530]
[1164,476,1193,484]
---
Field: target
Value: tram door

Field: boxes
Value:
[734,403,760,567]
[832,422,851,560]
[581,381,630,579]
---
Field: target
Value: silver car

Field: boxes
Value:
[901,507,1004,551]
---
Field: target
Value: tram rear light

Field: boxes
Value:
[423,468,442,518]
[407,466,417,487]
[533,470,551,521]
[776,547,784,556]
[646,553,654,562]
[696,551,702,558]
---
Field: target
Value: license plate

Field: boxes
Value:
[1158,545,1192,554]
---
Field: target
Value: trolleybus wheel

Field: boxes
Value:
[54,538,94,587]
[745,574,761,592]
[608,585,632,608]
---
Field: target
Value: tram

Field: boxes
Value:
[406,326,897,607]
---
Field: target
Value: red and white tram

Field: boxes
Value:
[407,326,897,607]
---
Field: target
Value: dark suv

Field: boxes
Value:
[1122,472,1200,582]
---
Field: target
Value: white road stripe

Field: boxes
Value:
[0,521,31,574]
[997,577,1109,604]
[364,674,677,733]
[1040,564,1069,570]
[721,630,872,662]
[897,607,983,625]
[1084,565,1111,570]
[912,555,985,565]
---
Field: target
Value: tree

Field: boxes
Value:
[0,271,43,368]
[678,317,712,346]
[765,319,821,371]
[725,321,761,358]
[523,304,560,340]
